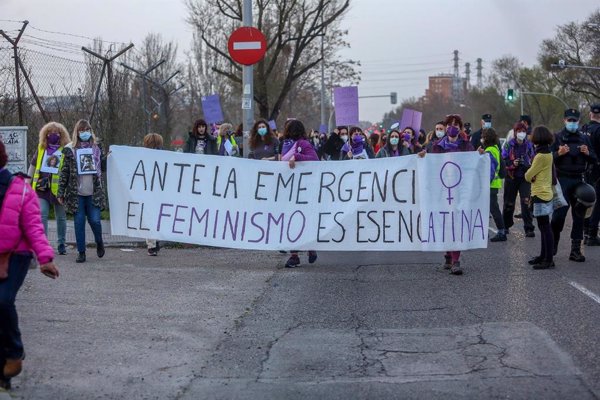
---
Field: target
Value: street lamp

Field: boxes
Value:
[519,91,569,115]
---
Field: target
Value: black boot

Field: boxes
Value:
[96,242,105,258]
[76,252,86,263]
[586,229,600,246]
[569,240,586,262]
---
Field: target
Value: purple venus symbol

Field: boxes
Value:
[439,161,462,205]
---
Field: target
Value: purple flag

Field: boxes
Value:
[400,109,423,133]
[268,120,277,130]
[201,94,224,125]
[319,124,327,134]
[334,86,359,127]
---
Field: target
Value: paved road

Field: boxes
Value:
[5,222,600,399]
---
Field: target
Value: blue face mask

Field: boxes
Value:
[565,121,579,133]
[258,127,268,136]
[483,122,492,129]
[79,131,92,141]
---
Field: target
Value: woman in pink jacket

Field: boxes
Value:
[0,141,59,390]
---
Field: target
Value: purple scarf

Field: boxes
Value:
[438,136,460,152]
[78,142,102,178]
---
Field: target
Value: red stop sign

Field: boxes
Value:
[227,27,267,66]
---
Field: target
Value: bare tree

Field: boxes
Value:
[185,0,359,120]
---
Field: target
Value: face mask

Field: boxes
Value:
[483,122,492,129]
[435,130,445,138]
[79,131,92,141]
[390,137,400,146]
[352,135,364,144]
[341,135,348,143]
[516,132,527,141]
[566,121,579,132]
[313,137,320,144]
[47,133,60,145]
[447,126,460,138]
[258,127,268,136]
[403,133,412,142]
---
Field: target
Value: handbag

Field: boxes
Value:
[552,180,568,210]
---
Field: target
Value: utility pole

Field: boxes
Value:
[452,50,460,102]
[476,58,483,89]
[0,21,28,125]
[242,0,254,158]
[465,62,471,91]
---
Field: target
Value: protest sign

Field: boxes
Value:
[201,94,224,125]
[400,109,423,133]
[268,120,277,131]
[76,148,97,175]
[108,146,490,251]
[0,126,28,174]
[333,86,359,127]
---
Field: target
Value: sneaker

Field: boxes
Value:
[96,242,105,258]
[58,244,67,255]
[525,230,535,238]
[147,247,158,256]
[285,255,301,268]
[308,251,318,264]
[450,261,463,275]
[528,255,543,265]
[533,260,555,269]
[490,232,507,242]
[443,255,452,270]
[76,252,86,263]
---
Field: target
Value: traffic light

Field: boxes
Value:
[390,92,397,105]
[506,89,515,102]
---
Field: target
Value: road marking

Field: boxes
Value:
[233,41,262,50]
[569,281,600,305]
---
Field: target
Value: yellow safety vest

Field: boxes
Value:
[32,145,64,196]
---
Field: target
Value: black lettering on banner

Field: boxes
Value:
[151,162,168,191]
[412,169,416,205]
[417,212,424,242]
[190,207,210,237]
[192,164,205,195]
[212,166,222,197]
[339,171,355,202]
[399,210,413,242]
[173,205,188,234]
[332,212,346,243]
[392,169,408,203]
[367,211,381,243]
[357,172,371,202]
[286,211,305,243]
[130,160,147,190]
[266,213,285,244]
[127,201,139,230]
[382,210,394,243]
[223,210,240,241]
[295,172,312,204]
[372,171,388,202]
[139,202,150,231]
[212,209,220,238]
[319,172,336,202]
[174,163,191,193]
[276,173,294,202]
[357,211,368,243]
[440,211,449,242]
[317,212,331,243]
[249,212,266,243]
[224,168,238,199]
[255,172,274,201]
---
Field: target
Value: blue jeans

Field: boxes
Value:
[38,197,66,247]
[74,195,103,253]
[0,253,31,360]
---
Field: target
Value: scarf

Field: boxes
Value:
[78,142,102,178]
[46,143,60,155]
[438,136,460,152]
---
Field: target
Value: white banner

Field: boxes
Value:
[108,146,490,251]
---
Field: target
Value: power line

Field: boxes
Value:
[27,24,130,46]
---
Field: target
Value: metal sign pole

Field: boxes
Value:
[242,0,254,158]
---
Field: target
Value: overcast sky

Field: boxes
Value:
[2,0,599,122]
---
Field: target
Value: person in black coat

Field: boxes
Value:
[470,113,492,149]
[583,103,600,245]
[184,119,217,155]
[322,126,349,161]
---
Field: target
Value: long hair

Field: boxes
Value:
[481,128,499,148]
[71,119,96,148]
[38,121,70,149]
[249,119,274,148]
[284,120,307,141]
[193,119,208,135]
[218,123,233,138]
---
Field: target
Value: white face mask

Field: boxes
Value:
[341,135,348,143]
[516,132,527,141]
[435,130,445,138]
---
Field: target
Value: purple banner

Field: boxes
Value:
[334,86,359,127]
[201,94,224,125]
[319,124,328,134]
[400,109,423,133]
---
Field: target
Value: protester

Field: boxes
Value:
[281,119,319,268]
[370,132,381,154]
[247,119,280,161]
[0,141,59,390]
[470,113,492,149]
[478,128,507,242]
[424,121,446,152]
[344,127,372,159]
[234,123,244,157]
[401,126,423,154]
[309,129,324,159]
[57,119,106,263]
[143,133,163,256]
[185,119,217,155]
[27,122,70,255]
[502,122,536,237]
[216,123,240,157]
[428,114,474,275]
[524,126,555,269]
[583,103,600,246]
[551,108,598,262]
[376,130,410,157]
[417,128,427,145]
[322,126,348,160]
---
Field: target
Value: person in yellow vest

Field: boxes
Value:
[216,123,240,157]
[478,128,507,242]
[27,122,71,255]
